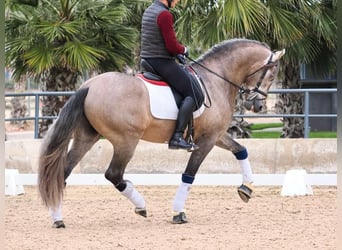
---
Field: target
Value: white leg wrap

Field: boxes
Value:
[173,182,191,213]
[239,158,254,183]
[121,181,146,209]
[49,202,63,222]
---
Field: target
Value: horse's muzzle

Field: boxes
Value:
[243,99,264,113]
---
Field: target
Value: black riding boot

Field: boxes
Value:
[169,96,199,151]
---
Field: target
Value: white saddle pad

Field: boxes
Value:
[137,75,205,120]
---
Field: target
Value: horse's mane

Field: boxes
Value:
[197,39,270,63]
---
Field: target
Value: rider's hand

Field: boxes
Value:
[176,54,186,65]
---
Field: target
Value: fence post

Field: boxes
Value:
[304,91,310,138]
[34,93,39,139]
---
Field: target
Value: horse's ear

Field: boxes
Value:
[272,49,286,61]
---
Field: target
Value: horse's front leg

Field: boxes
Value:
[216,132,254,202]
[172,138,217,224]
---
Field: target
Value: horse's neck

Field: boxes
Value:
[194,59,240,114]
[194,57,245,92]
[194,47,268,110]
[198,46,270,85]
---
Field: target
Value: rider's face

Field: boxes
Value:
[171,0,180,8]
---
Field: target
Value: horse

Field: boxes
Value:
[38,38,285,227]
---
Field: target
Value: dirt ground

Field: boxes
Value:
[5,185,337,250]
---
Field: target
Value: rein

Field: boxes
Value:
[187,53,276,97]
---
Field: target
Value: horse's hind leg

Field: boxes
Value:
[105,139,146,217]
[50,118,100,228]
[64,124,100,179]
[216,132,254,202]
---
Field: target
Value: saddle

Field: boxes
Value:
[140,59,205,109]
[140,59,206,143]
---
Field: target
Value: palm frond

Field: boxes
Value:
[59,40,106,70]
[22,45,55,74]
[266,4,304,46]
[34,20,81,43]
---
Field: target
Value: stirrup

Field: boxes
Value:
[186,134,199,152]
[187,143,199,152]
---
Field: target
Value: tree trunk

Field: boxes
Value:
[227,93,252,139]
[39,67,78,138]
[276,61,304,138]
[10,78,27,130]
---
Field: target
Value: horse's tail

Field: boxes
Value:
[38,87,89,209]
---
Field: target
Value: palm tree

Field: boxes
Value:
[6,0,143,137]
[273,0,336,137]
[175,0,336,138]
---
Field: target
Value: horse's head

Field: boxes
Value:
[243,49,285,113]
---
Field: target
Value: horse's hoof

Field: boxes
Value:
[52,220,65,228]
[172,212,188,224]
[135,207,147,217]
[237,183,254,203]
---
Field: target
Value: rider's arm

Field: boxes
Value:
[157,10,186,56]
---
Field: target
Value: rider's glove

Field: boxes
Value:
[183,46,189,57]
[176,54,186,65]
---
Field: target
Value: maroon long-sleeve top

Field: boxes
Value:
[157,10,186,56]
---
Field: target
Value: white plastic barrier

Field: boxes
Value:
[281,169,313,196]
[5,169,25,196]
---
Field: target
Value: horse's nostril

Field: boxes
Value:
[253,105,263,113]
[243,101,253,110]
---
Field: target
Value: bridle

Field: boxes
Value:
[243,53,278,97]
[187,52,278,98]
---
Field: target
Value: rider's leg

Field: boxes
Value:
[168,96,199,150]
[143,58,199,151]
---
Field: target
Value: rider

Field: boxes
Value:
[140,0,199,151]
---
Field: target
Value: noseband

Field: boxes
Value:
[187,52,278,98]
